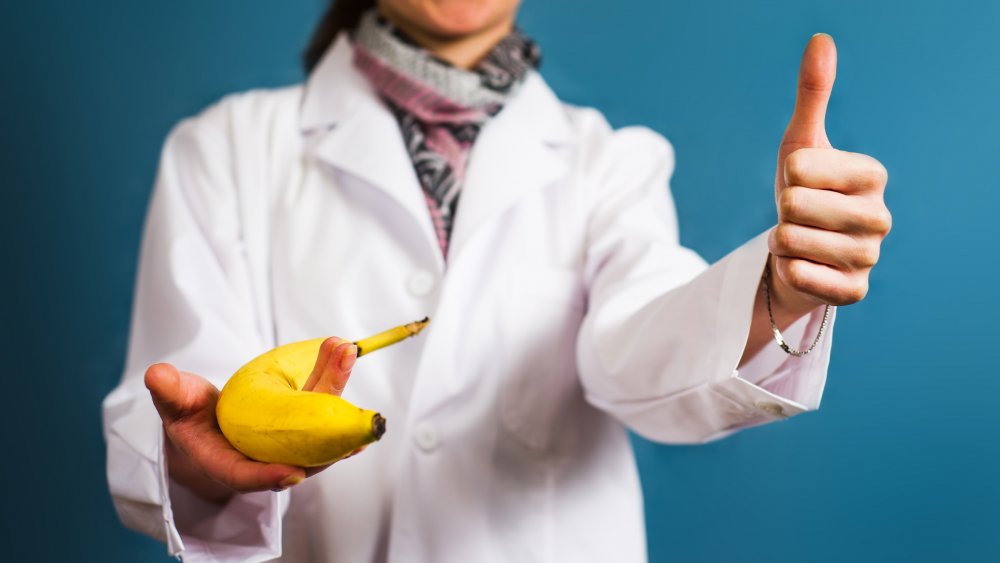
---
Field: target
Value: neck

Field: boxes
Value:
[377,9,514,69]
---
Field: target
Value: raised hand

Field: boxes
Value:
[768,34,891,313]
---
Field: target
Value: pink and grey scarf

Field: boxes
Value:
[351,10,541,257]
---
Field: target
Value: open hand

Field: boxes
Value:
[144,337,358,502]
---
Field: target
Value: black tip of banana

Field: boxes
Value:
[372,413,386,440]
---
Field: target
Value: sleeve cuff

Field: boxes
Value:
[736,302,836,411]
[167,473,287,563]
[580,230,836,444]
[706,229,836,436]
[104,391,286,562]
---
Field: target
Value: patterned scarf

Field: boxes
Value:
[351,10,541,257]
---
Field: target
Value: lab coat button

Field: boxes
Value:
[755,402,786,417]
[413,422,439,452]
[407,271,435,298]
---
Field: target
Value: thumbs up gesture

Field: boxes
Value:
[768,34,891,313]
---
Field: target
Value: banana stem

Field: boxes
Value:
[353,317,430,357]
[371,413,386,439]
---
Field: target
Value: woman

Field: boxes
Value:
[103,1,890,561]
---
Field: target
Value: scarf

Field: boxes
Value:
[351,10,541,257]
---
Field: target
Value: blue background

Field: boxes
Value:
[2,0,997,561]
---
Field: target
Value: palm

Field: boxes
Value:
[143,338,358,498]
[146,364,307,495]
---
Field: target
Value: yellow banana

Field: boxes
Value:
[217,318,429,467]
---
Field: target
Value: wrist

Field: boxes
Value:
[761,255,834,358]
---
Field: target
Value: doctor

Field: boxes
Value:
[103,0,890,561]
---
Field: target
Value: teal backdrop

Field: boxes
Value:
[2,1,997,561]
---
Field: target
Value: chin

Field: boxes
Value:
[387,0,520,39]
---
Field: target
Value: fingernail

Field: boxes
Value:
[812,32,832,39]
[339,344,357,372]
[279,474,304,488]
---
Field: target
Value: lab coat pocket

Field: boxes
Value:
[499,268,586,452]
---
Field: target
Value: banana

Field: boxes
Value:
[217,318,429,467]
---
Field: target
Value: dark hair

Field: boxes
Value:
[303,0,377,74]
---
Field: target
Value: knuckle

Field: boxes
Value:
[828,278,868,306]
[778,188,804,220]
[773,224,797,254]
[860,158,889,189]
[785,149,809,183]
[852,243,880,268]
[843,282,869,304]
[852,203,892,236]
[784,259,811,291]
[800,77,830,96]
[874,206,893,235]
[873,158,889,185]
[859,169,880,190]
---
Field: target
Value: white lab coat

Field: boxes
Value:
[102,35,834,563]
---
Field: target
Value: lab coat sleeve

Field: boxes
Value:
[101,109,286,561]
[575,126,834,444]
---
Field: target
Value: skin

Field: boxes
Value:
[146,6,889,504]
[147,338,357,503]
[741,34,890,362]
[378,0,522,68]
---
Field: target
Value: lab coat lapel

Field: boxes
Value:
[407,75,576,417]
[300,34,444,272]
[448,73,575,263]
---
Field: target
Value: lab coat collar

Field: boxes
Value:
[300,33,575,145]
[301,34,444,271]
[298,34,576,270]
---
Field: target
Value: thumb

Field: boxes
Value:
[145,363,216,420]
[783,33,837,149]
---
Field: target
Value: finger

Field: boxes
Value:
[304,463,333,477]
[309,343,357,396]
[302,337,344,392]
[782,33,837,149]
[145,363,217,421]
[779,186,892,235]
[772,255,868,306]
[302,445,366,478]
[168,416,305,493]
[784,148,888,194]
[214,451,305,493]
[769,223,880,270]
